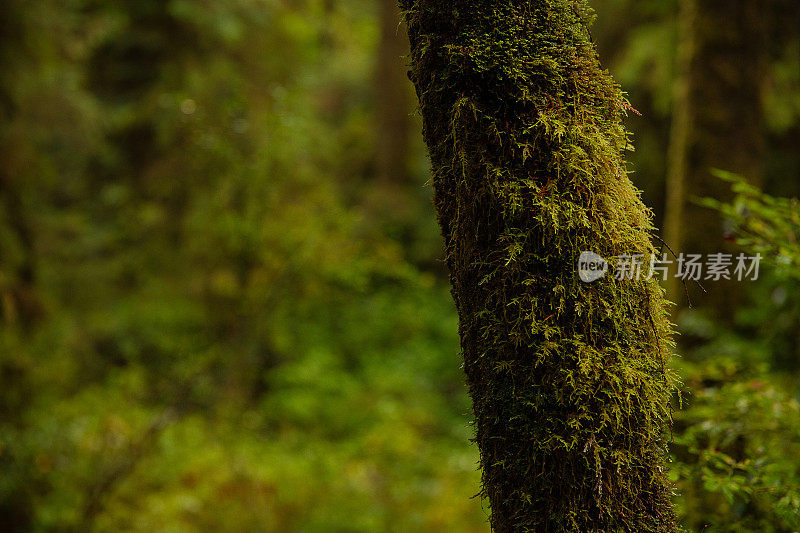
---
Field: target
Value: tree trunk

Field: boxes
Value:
[664,0,766,315]
[367,0,417,224]
[376,0,412,187]
[663,0,695,308]
[402,1,677,531]
[0,0,43,328]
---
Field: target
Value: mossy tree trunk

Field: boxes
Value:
[402,1,678,531]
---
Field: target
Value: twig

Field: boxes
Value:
[651,234,707,309]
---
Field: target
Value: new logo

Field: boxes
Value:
[578,251,609,283]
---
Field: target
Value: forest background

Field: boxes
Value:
[1,0,799,531]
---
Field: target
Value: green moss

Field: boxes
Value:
[401,1,679,531]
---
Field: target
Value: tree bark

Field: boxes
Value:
[402,1,677,531]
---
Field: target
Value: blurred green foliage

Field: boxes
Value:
[672,322,800,532]
[0,0,798,531]
[701,171,800,278]
[670,174,800,531]
[1,1,483,530]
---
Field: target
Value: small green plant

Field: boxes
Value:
[698,170,800,279]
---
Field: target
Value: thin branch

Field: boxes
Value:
[652,233,707,309]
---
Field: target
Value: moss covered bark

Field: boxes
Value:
[402,1,678,531]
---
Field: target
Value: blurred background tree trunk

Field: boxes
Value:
[375,0,411,187]
[664,0,767,317]
[0,0,43,329]
[367,0,415,226]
